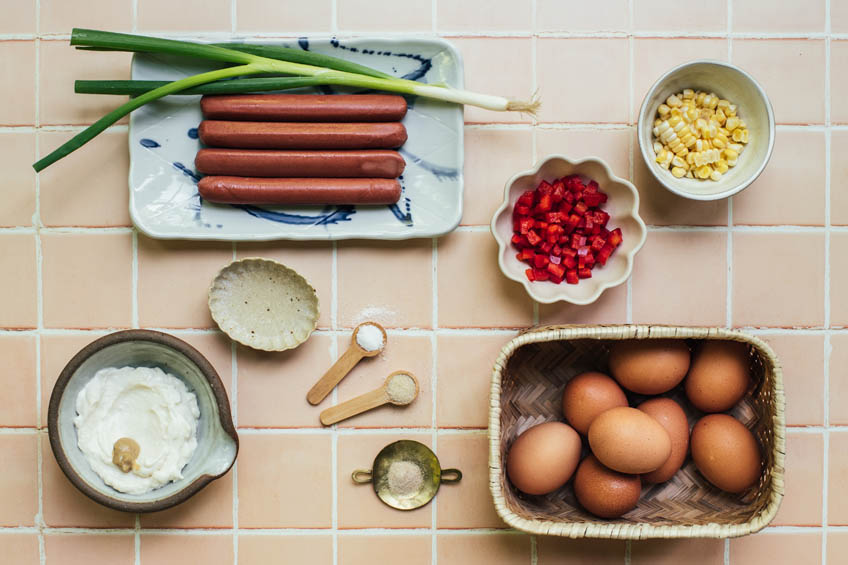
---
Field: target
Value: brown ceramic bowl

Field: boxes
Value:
[48,329,238,513]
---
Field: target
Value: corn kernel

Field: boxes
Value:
[682,89,695,99]
[732,128,749,143]
[685,107,699,121]
[714,108,727,125]
[667,94,683,107]
[710,170,723,181]
[671,155,688,169]
[715,159,729,174]
[656,148,670,163]
[695,92,706,105]
[727,157,738,167]
[723,148,739,161]
[726,116,741,131]
[653,141,664,154]
[712,133,728,149]
[657,104,671,117]
[717,99,731,112]
[696,165,712,179]
[728,143,744,153]
[670,107,683,118]
[686,171,695,179]
[671,166,686,178]
[686,152,697,165]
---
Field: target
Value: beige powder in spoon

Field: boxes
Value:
[387,373,416,404]
[387,460,424,497]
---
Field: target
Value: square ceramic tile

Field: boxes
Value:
[832,131,848,224]
[537,38,629,124]
[462,127,534,225]
[631,539,724,565]
[538,282,627,325]
[42,232,132,329]
[536,537,626,565]
[0,335,37,427]
[437,533,530,564]
[438,0,532,31]
[835,2,848,33]
[237,333,333,428]
[535,0,628,32]
[772,432,823,526]
[633,0,726,32]
[0,42,35,126]
[829,334,848,425]
[238,534,333,565]
[828,531,848,564]
[447,38,533,124]
[236,0,331,32]
[39,40,130,125]
[237,238,333,329]
[337,240,432,329]
[833,42,848,124]
[830,232,848,326]
[45,533,134,565]
[138,236,233,329]
[336,334,432,428]
[0,132,36,227]
[535,128,632,181]
[337,433,432,528]
[829,430,848,524]
[437,231,534,328]
[238,434,332,528]
[338,534,431,565]
[731,40,826,125]
[437,333,515,428]
[436,433,507,528]
[39,130,131,227]
[137,0,231,31]
[631,230,727,325]
[41,436,135,528]
[338,0,432,31]
[39,0,132,34]
[732,129,825,226]
[0,1,35,33]
[141,473,233,529]
[0,233,37,328]
[732,232,825,327]
[633,39,728,123]
[0,434,37,526]
[0,534,39,565]
[140,533,233,565]
[633,132,729,226]
[40,333,108,428]
[733,0,824,32]
[730,532,822,565]
[754,334,824,426]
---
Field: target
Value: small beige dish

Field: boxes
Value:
[638,60,775,201]
[48,330,238,513]
[491,155,647,305]
[209,257,319,351]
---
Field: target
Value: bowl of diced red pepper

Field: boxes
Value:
[491,155,647,305]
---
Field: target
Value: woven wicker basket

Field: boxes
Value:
[488,325,785,539]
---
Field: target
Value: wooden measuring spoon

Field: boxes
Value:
[307,321,387,405]
[320,371,419,426]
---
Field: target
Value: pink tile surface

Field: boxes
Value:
[1,9,842,563]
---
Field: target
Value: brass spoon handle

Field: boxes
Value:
[307,346,365,405]
[351,469,373,484]
[320,387,388,426]
[440,468,463,484]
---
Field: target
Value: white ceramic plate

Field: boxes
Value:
[129,37,464,241]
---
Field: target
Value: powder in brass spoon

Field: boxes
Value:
[112,437,140,473]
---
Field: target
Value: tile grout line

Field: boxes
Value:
[823,2,832,562]
[131,4,141,564]
[331,240,339,565]
[626,2,635,327]
[230,243,238,565]
[431,231,439,564]
[726,1,734,560]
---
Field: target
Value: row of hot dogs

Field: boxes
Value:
[194,94,410,206]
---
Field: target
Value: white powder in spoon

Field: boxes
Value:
[387,460,423,497]
[387,373,417,404]
[356,323,384,352]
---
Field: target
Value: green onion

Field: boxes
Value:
[75,77,332,96]
[34,29,539,172]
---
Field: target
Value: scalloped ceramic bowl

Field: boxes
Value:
[491,156,647,305]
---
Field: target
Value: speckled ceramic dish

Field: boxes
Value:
[491,155,647,305]
[47,330,238,513]
[208,257,319,351]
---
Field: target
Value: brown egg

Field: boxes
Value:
[637,398,689,483]
[608,339,691,394]
[588,406,672,474]
[685,340,751,413]
[562,372,629,435]
[506,422,582,495]
[691,414,761,493]
[574,455,641,518]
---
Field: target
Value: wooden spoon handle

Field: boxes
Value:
[320,388,389,426]
[307,346,364,405]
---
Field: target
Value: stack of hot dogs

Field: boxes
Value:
[195,94,409,206]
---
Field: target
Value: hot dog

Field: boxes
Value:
[198,121,408,149]
[197,176,402,205]
[195,149,406,178]
[200,94,408,122]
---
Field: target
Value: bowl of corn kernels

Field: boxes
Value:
[637,60,775,201]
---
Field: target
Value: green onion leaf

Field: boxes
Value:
[75,77,330,96]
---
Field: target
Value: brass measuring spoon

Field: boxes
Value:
[352,440,462,510]
[319,371,418,426]
[307,321,387,405]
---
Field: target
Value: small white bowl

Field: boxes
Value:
[638,60,775,201]
[491,156,647,305]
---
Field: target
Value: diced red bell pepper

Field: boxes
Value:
[546,211,564,224]
[526,230,542,246]
[519,217,534,235]
[536,193,553,213]
[565,175,583,193]
[591,237,606,252]
[559,201,573,215]
[570,234,586,249]
[518,248,535,262]
[515,205,531,216]
[534,254,549,269]
[564,214,581,234]
[525,268,535,281]
[533,268,550,281]
[584,216,594,231]
[565,269,579,284]
[583,192,604,207]
[584,253,596,267]
[518,191,535,206]
[596,244,613,265]
[539,241,553,253]
[563,255,577,269]
[573,201,588,215]
[562,247,577,259]
[552,180,566,202]
[536,220,549,231]
[547,262,566,280]
[537,181,553,195]
[586,180,600,192]
[578,267,593,279]
[549,275,564,284]
[608,227,623,247]
[563,191,575,204]
[552,245,562,257]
